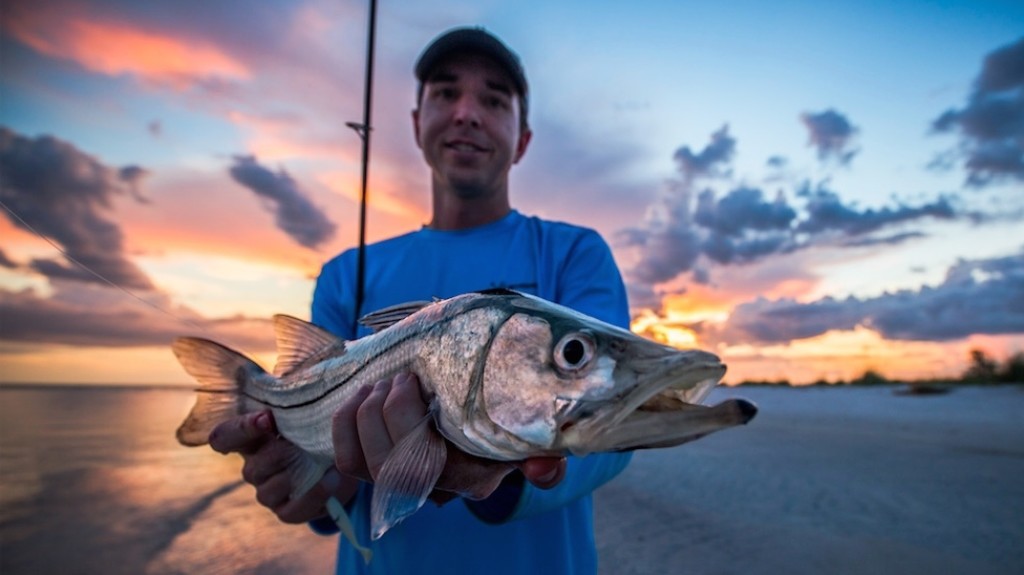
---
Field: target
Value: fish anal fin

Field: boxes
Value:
[369,416,447,539]
[272,315,348,378]
[285,450,333,501]
[359,301,433,333]
[285,455,376,561]
[284,451,375,561]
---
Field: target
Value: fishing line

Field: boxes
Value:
[0,196,208,333]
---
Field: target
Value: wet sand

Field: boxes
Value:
[2,385,1021,574]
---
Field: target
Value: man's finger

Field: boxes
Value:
[275,492,328,525]
[356,379,395,479]
[435,449,515,499]
[276,469,358,524]
[518,457,566,489]
[242,437,294,486]
[255,471,292,510]
[333,385,374,480]
[382,372,429,443]
[209,410,276,455]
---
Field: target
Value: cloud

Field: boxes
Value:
[840,231,927,248]
[3,3,250,90]
[228,155,337,250]
[118,165,150,201]
[695,187,799,265]
[931,37,1024,187]
[0,247,17,269]
[795,182,956,235]
[868,258,1024,341]
[716,295,865,344]
[616,127,738,293]
[712,249,1024,344]
[800,109,859,164]
[701,231,796,266]
[616,179,702,285]
[0,282,273,350]
[0,126,154,290]
[673,125,736,179]
[695,187,797,237]
[616,127,962,300]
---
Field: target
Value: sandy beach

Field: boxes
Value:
[1,384,1022,574]
[595,385,1024,575]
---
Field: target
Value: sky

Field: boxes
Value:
[1,0,1022,385]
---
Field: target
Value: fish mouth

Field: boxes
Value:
[557,351,757,454]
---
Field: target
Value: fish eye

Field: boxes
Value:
[554,332,596,372]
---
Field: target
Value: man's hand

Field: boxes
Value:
[209,411,357,524]
[331,372,566,501]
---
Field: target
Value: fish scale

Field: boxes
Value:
[276,336,424,460]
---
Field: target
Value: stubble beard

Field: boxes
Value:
[450,181,491,200]
[442,168,502,201]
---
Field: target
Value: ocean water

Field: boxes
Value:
[0,385,336,575]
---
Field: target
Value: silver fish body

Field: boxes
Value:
[174,289,756,544]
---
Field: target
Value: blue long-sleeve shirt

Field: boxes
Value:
[310,210,632,574]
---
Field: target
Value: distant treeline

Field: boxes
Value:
[737,349,1024,387]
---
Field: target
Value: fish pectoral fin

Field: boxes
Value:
[369,417,447,540]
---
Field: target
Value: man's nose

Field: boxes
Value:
[452,95,481,127]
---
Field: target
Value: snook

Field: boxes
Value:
[174,289,756,543]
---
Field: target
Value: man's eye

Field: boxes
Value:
[430,87,456,101]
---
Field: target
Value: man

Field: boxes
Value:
[209,27,632,574]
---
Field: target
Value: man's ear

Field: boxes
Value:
[513,128,532,164]
[411,108,422,149]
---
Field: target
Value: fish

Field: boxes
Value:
[173,288,756,552]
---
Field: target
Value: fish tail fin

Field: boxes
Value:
[172,337,268,446]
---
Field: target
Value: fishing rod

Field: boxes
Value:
[346,0,378,335]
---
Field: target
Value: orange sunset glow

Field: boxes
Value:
[1,2,1022,386]
[7,11,249,88]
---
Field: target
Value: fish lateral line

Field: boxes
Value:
[261,329,431,410]
[227,312,460,411]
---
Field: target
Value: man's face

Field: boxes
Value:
[413,54,531,199]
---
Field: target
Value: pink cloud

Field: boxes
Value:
[7,8,249,89]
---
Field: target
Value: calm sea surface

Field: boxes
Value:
[0,385,335,575]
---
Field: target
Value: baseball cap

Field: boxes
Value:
[414,27,529,118]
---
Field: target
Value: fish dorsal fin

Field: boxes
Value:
[359,300,434,333]
[272,315,347,377]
